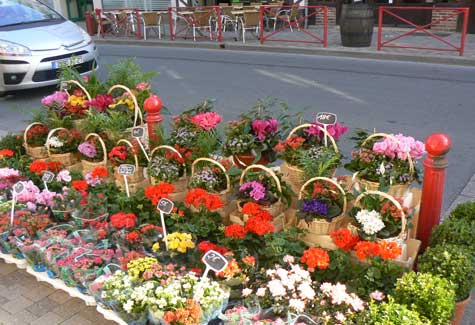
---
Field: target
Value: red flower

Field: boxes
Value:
[72,180,88,192]
[197,241,228,255]
[47,161,63,173]
[286,136,305,150]
[108,146,129,165]
[331,228,360,251]
[125,231,141,243]
[0,149,14,158]
[354,241,380,261]
[244,215,274,236]
[241,202,262,216]
[190,268,202,275]
[30,160,48,175]
[378,241,402,260]
[301,247,330,270]
[185,188,223,211]
[140,224,163,234]
[91,166,108,179]
[224,224,248,239]
[273,141,286,152]
[110,212,138,229]
[145,182,175,205]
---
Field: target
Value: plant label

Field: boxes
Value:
[118,164,135,176]
[202,250,228,273]
[42,171,55,183]
[157,198,174,215]
[316,112,337,126]
[132,127,145,138]
[13,182,25,195]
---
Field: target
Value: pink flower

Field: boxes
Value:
[305,122,349,141]
[35,189,58,207]
[135,82,150,92]
[252,118,278,141]
[56,170,71,182]
[16,181,40,203]
[41,91,68,107]
[369,290,385,301]
[191,112,222,131]
[283,255,295,263]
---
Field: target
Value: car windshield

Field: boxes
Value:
[0,0,63,27]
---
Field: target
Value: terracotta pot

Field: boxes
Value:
[452,294,471,325]
[233,152,270,168]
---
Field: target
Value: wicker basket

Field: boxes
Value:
[229,209,285,233]
[237,164,284,217]
[81,133,108,175]
[113,139,145,185]
[282,124,340,193]
[297,177,350,245]
[352,190,408,242]
[190,158,231,223]
[60,80,92,130]
[149,145,188,192]
[23,122,48,159]
[46,127,77,167]
[354,133,415,198]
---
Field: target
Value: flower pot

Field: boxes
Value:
[49,152,76,167]
[233,152,270,168]
[357,177,411,198]
[81,159,106,175]
[452,294,471,325]
[340,3,374,47]
[25,145,48,159]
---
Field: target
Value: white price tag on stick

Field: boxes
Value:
[11,182,25,225]
[42,171,55,191]
[201,249,228,279]
[132,127,150,162]
[118,164,135,197]
[157,198,174,251]
[316,112,337,147]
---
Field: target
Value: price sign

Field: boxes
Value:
[42,171,55,183]
[202,250,228,273]
[118,164,136,176]
[157,198,174,215]
[316,112,337,126]
[13,182,25,195]
[132,127,145,138]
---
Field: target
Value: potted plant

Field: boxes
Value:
[418,244,475,325]
[78,133,108,175]
[23,122,49,159]
[393,272,456,325]
[109,139,147,190]
[449,200,475,222]
[429,217,475,252]
[45,128,82,167]
[339,1,375,47]
[345,130,425,197]
[358,296,425,324]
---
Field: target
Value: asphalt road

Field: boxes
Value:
[1,44,475,211]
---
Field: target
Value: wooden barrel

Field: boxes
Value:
[340,3,374,47]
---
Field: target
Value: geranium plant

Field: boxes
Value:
[46,129,82,155]
[24,124,49,147]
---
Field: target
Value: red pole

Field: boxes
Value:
[377,7,383,51]
[460,8,469,56]
[135,8,142,39]
[144,95,164,149]
[260,6,264,45]
[169,7,175,41]
[217,7,223,43]
[417,133,451,250]
[96,9,104,37]
[323,6,328,48]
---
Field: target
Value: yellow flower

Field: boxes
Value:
[152,242,160,252]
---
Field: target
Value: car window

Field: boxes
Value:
[0,0,63,27]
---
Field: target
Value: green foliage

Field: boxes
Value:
[0,133,25,158]
[82,110,132,144]
[311,249,353,283]
[358,297,426,325]
[418,244,475,301]
[105,58,157,89]
[298,147,341,179]
[59,63,105,98]
[173,209,223,243]
[258,227,306,268]
[393,272,455,325]
[449,200,475,222]
[429,217,475,253]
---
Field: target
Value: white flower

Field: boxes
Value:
[289,298,305,313]
[242,288,253,297]
[123,300,134,313]
[298,282,315,300]
[355,209,385,235]
[47,136,64,148]
[335,312,346,322]
[283,255,295,263]
[267,280,286,297]
[256,288,267,297]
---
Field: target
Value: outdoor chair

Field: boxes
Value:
[272,6,300,32]
[192,11,213,41]
[239,11,260,43]
[219,6,238,33]
[141,12,162,40]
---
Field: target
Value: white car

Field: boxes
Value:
[0,0,98,95]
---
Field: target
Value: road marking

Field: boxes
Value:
[166,69,183,80]
[280,73,366,105]
[255,69,309,88]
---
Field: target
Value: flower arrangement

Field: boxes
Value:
[63,89,90,119]
[24,124,49,147]
[46,129,82,155]
[148,150,185,184]
[78,138,104,162]
[108,145,134,166]
[188,158,231,194]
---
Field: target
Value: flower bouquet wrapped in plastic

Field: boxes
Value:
[18,240,47,271]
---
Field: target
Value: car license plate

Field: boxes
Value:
[51,56,83,69]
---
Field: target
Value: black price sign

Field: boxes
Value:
[13,182,25,194]
[202,250,228,273]
[157,198,174,215]
[42,171,55,183]
[132,127,145,138]
[118,164,135,176]
[316,112,337,126]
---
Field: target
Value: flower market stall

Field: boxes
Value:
[0,60,473,325]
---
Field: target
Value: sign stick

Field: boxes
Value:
[159,210,168,251]
[137,140,150,162]
[201,266,211,280]
[323,124,328,147]
[10,192,16,225]
[123,175,130,198]
[43,181,48,191]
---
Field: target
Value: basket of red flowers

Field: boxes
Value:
[23,122,49,159]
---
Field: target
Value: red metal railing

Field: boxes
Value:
[168,6,222,42]
[377,6,469,56]
[259,5,327,47]
[95,8,142,39]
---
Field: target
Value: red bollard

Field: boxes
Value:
[85,12,96,36]
[416,133,451,250]
[144,94,164,149]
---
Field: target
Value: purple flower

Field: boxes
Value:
[301,199,328,216]
[252,118,279,141]
[305,122,349,141]
[78,142,97,159]
[240,181,266,201]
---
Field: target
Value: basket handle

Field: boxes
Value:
[298,177,347,214]
[361,132,414,174]
[354,190,406,239]
[240,164,282,202]
[85,133,108,165]
[23,122,47,148]
[191,158,230,192]
[60,80,92,101]
[45,127,68,156]
[150,145,187,177]
[107,85,143,127]
[117,139,139,169]
[287,123,339,153]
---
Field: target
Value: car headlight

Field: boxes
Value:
[79,28,92,46]
[0,40,31,56]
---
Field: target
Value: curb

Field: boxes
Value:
[94,38,475,67]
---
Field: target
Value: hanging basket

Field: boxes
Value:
[107,85,148,146]
[352,190,408,243]
[81,133,108,175]
[149,145,188,192]
[113,139,144,186]
[281,123,339,193]
[23,122,48,159]
[237,164,284,217]
[60,79,92,128]
[46,127,77,167]
[354,133,415,197]
[297,177,350,242]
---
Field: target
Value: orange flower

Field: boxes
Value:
[354,241,380,261]
[241,202,261,216]
[224,224,247,239]
[273,141,286,152]
[145,182,175,205]
[242,255,256,266]
[185,188,223,211]
[0,149,14,158]
[286,136,305,150]
[91,166,108,179]
[163,299,201,325]
[331,228,360,251]
[244,215,274,236]
[378,241,402,260]
[217,258,242,279]
[72,180,88,192]
[301,247,330,270]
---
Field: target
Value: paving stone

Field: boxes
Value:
[22,285,55,302]
[2,295,34,314]
[60,314,93,325]
[52,298,87,319]
[0,263,17,275]
[10,309,37,325]
[47,290,73,305]
[77,306,103,322]
[32,311,64,325]
[26,297,58,318]
[0,307,15,324]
